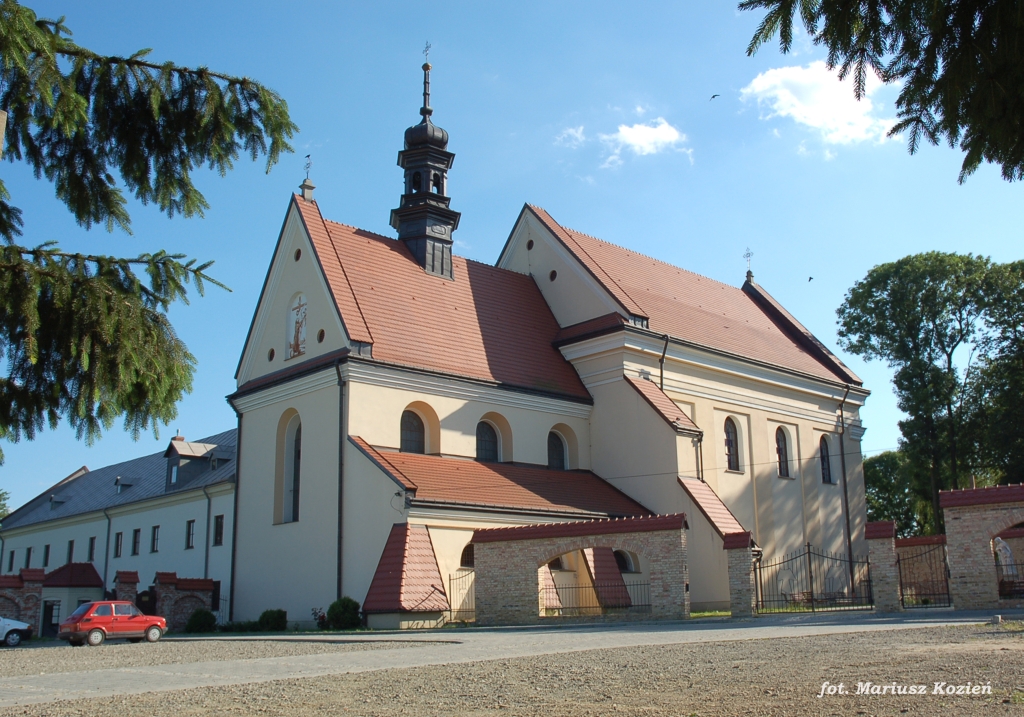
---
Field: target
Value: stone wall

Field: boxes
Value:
[944,500,1024,610]
[153,572,215,632]
[0,569,44,634]
[474,526,688,627]
[724,532,755,618]
[114,571,139,606]
[865,522,901,612]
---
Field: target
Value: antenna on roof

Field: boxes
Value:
[743,247,754,283]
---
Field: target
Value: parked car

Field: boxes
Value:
[0,616,33,647]
[58,601,166,646]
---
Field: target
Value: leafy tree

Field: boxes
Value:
[0,487,9,518]
[863,451,921,537]
[837,252,990,531]
[0,2,296,463]
[739,0,1024,182]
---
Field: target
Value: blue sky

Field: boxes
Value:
[2,0,1022,511]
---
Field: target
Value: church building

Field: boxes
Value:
[228,62,870,627]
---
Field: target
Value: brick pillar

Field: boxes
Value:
[724,532,755,617]
[944,505,1001,610]
[865,521,902,612]
[114,571,139,605]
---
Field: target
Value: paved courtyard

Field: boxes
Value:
[1,612,1022,715]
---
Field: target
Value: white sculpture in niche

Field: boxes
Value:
[287,293,307,359]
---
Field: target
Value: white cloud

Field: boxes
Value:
[635,105,648,116]
[555,126,586,148]
[599,117,688,168]
[740,61,895,144]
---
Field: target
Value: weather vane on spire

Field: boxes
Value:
[743,247,754,281]
[304,154,312,180]
[423,41,432,63]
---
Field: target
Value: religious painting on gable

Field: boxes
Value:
[287,293,307,359]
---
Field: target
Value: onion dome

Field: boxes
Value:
[404,63,449,150]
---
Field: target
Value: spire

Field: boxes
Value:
[390,58,461,279]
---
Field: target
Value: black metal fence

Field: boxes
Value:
[997,561,1024,600]
[447,571,475,622]
[539,581,651,617]
[897,543,951,608]
[756,543,872,613]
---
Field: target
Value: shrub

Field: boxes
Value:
[326,597,361,630]
[258,608,288,632]
[311,607,328,630]
[185,608,217,633]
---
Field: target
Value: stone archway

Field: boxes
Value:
[941,486,1024,610]
[0,596,20,621]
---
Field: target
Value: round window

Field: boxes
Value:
[317,329,325,343]
[549,270,557,281]
[267,348,276,361]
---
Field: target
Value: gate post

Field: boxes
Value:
[865,521,902,612]
[724,532,755,617]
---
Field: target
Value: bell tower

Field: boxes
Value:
[389,62,461,279]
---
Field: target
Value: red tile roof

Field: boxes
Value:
[582,547,632,608]
[472,513,686,543]
[20,568,44,583]
[350,437,650,518]
[293,197,589,400]
[624,375,701,434]
[176,578,216,592]
[526,205,858,385]
[114,571,140,585]
[0,576,23,589]
[939,483,1024,508]
[678,478,746,539]
[553,312,627,346]
[895,535,946,548]
[363,523,450,614]
[864,521,896,540]
[722,531,754,550]
[154,572,178,585]
[43,562,103,588]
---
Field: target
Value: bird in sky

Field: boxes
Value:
[808,277,814,282]
[710,94,720,100]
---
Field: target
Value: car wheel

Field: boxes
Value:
[86,629,105,647]
[145,626,162,643]
[4,631,21,647]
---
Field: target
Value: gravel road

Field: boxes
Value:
[2,623,1022,716]
[0,637,423,678]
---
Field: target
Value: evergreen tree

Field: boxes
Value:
[739,0,1024,182]
[863,451,921,537]
[0,1,297,464]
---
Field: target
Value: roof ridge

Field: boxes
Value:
[315,206,374,344]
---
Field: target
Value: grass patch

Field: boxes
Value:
[690,610,730,619]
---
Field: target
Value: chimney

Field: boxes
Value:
[299,178,315,202]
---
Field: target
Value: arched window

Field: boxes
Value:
[476,422,498,462]
[412,171,422,192]
[776,427,790,478]
[614,550,634,573]
[819,436,833,484]
[724,418,740,471]
[283,417,301,523]
[547,432,566,470]
[400,411,425,454]
[431,172,442,193]
[286,293,307,359]
[460,544,475,569]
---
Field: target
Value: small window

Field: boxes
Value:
[820,437,833,484]
[547,556,565,571]
[776,427,790,478]
[23,547,32,569]
[170,464,178,484]
[67,539,75,564]
[70,603,92,620]
[114,532,123,558]
[186,520,196,549]
[211,581,222,611]
[431,172,442,193]
[43,545,50,568]
[114,603,133,617]
[150,526,160,553]
[6,550,12,572]
[412,171,422,192]
[476,422,498,462]
[131,529,141,556]
[460,544,475,569]
[547,432,566,471]
[401,410,426,454]
[614,550,634,573]
[93,603,112,617]
[724,418,740,472]
[213,515,225,546]
[87,537,96,562]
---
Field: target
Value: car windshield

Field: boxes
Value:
[69,603,93,619]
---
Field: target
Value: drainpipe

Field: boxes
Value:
[202,486,213,579]
[0,532,5,574]
[228,411,242,622]
[837,386,855,579]
[335,360,346,601]
[102,508,112,589]
[658,334,670,390]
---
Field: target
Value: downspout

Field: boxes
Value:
[837,386,855,576]
[335,360,346,601]
[228,411,242,622]
[202,486,213,579]
[658,334,670,390]
[0,532,5,574]
[102,508,112,589]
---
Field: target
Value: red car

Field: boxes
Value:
[58,601,166,646]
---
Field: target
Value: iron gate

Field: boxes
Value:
[756,543,873,613]
[897,543,951,608]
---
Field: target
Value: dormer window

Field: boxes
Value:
[170,464,178,484]
[114,476,133,494]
